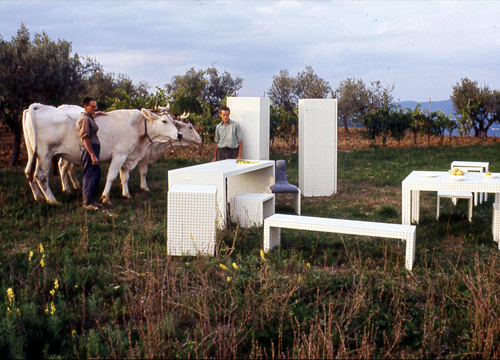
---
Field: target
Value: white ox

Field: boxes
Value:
[57,107,202,197]
[23,103,180,204]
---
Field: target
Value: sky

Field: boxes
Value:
[1,0,499,102]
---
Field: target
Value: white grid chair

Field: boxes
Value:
[167,184,217,256]
[231,193,275,228]
[436,190,473,222]
[451,161,489,205]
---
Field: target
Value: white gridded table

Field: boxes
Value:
[168,159,275,228]
[402,171,500,240]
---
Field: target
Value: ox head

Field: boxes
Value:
[173,111,202,147]
[141,109,181,142]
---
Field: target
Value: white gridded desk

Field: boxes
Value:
[168,159,275,228]
[402,171,500,239]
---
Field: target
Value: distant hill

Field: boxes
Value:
[396,99,454,116]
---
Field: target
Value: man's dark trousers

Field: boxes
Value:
[81,144,101,206]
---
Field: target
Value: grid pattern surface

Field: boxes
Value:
[168,160,275,228]
[167,184,217,256]
[227,97,270,160]
[264,214,416,270]
[298,99,337,197]
[402,170,500,245]
[231,193,275,228]
[436,191,473,222]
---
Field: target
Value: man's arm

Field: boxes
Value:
[237,141,242,159]
[212,143,218,162]
[82,137,99,165]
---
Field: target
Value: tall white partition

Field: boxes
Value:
[299,99,337,197]
[227,97,270,160]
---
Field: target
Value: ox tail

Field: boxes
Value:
[23,104,40,182]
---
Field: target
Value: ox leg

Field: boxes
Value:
[138,156,150,192]
[119,168,133,199]
[59,159,75,193]
[24,159,45,202]
[101,155,127,205]
[34,155,59,204]
[68,163,81,191]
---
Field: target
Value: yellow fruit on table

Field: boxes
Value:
[486,172,492,176]
[457,170,464,176]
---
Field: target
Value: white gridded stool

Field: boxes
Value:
[231,193,275,228]
[436,191,473,222]
[167,184,217,256]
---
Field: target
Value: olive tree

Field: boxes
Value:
[451,77,500,140]
[0,24,83,165]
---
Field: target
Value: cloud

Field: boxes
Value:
[2,0,500,101]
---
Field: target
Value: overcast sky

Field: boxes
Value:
[1,1,499,102]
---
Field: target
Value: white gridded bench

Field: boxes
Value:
[263,214,417,270]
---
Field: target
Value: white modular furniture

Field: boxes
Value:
[298,99,338,197]
[168,159,275,228]
[436,191,473,222]
[227,97,270,160]
[492,203,500,248]
[167,184,217,256]
[231,193,275,228]
[402,171,500,242]
[263,214,416,270]
[451,161,490,205]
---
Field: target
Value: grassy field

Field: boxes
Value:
[1,142,499,358]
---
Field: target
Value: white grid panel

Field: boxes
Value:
[168,160,275,228]
[167,184,217,256]
[436,191,473,222]
[298,99,337,197]
[493,203,500,246]
[227,166,275,201]
[231,193,275,228]
[227,97,270,160]
[264,214,416,270]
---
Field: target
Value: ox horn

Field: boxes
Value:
[154,95,159,110]
[165,100,170,110]
[180,110,190,120]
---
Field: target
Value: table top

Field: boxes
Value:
[402,171,500,191]
[168,159,275,177]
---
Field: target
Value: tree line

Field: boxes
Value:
[2,24,500,165]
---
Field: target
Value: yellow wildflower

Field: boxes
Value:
[114,286,120,290]
[260,250,266,261]
[54,279,59,290]
[40,259,45,268]
[50,289,55,297]
[226,277,232,283]
[39,243,44,254]
[7,288,15,304]
[219,264,228,271]
[29,251,33,262]
[232,263,239,270]
[49,302,56,315]
[16,309,20,315]
[306,263,311,268]
[7,307,10,312]
[71,330,77,336]
[190,233,193,240]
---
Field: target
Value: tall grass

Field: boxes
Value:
[1,143,499,358]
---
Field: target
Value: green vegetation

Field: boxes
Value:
[1,143,499,358]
